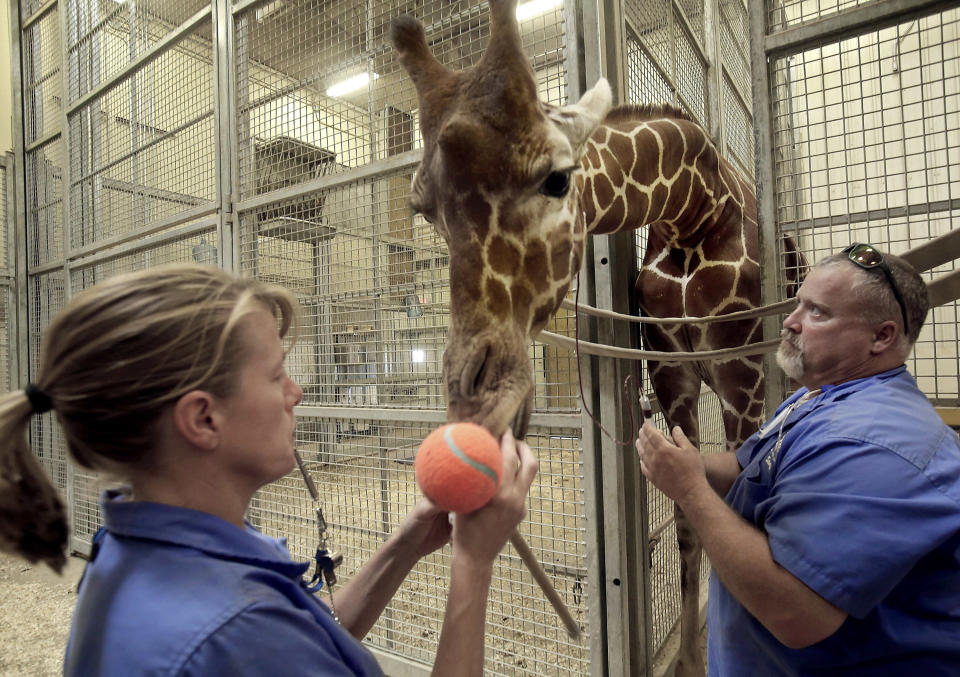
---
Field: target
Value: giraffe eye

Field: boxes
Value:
[540,170,571,198]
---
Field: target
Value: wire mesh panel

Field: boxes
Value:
[233,0,567,201]
[15,0,224,557]
[64,0,212,102]
[25,139,65,268]
[720,0,754,176]
[770,7,960,402]
[238,177,451,412]
[22,5,63,145]
[252,420,591,675]
[232,0,591,672]
[621,0,762,663]
[66,12,217,250]
[622,0,709,127]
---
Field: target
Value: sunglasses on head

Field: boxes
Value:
[841,243,909,336]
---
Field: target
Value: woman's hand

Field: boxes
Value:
[395,498,453,560]
[451,430,539,567]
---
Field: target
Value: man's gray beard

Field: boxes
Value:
[776,333,804,381]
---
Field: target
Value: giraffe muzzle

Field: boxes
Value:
[444,331,534,439]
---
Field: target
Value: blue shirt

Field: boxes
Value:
[708,366,960,676]
[64,492,384,676]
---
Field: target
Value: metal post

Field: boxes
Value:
[750,0,788,415]
[214,0,235,272]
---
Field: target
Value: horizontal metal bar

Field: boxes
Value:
[69,109,214,187]
[235,149,422,213]
[25,129,62,154]
[783,198,960,233]
[763,0,956,60]
[901,229,960,273]
[26,260,64,277]
[66,217,217,271]
[67,5,212,114]
[21,0,56,31]
[25,66,61,91]
[293,405,584,429]
[370,650,432,677]
[99,176,208,208]
[70,537,93,559]
[67,202,218,261]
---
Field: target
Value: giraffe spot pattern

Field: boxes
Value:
[548,230,573,281]
[522,240,551,294]
[484,276,511,320]
[488,234,522,275]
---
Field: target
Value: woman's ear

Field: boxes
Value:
[172,391,220,449]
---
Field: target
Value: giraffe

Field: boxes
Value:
[581,105,807,674]
[391,1,803,674]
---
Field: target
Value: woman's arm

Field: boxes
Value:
[330,500,452,639]
[431,432,539,676]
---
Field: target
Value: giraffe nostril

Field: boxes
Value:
[461,344,490,398]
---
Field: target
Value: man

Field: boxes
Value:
[637,244,960,675]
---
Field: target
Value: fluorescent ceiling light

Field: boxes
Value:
[516,0,562,21]
[411,349,426,364]
[326,72,379,98]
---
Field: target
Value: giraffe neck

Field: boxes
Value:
[579,115,754,248]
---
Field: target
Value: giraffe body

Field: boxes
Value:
[580,106,770,450]
[391,3,803,674]
[579,107,798,674]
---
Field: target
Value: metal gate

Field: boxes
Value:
[9,0,958,674]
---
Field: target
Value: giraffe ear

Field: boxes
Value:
[547,78,612,154]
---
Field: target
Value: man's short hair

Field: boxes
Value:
[818,249,929,347]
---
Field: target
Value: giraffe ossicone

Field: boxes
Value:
[392,1,612,437]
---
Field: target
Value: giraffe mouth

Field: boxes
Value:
[510,394,533,440]
[444,330,534,439]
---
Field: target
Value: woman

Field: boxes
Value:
[0,264,537,675]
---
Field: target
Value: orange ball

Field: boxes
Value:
[415,423,502,513]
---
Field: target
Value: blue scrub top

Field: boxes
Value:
[65,491,384,676]
[708,366,960,676]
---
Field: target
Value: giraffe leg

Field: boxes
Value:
[648,362,705,677]
[674,505,704,677]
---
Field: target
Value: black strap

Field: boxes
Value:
[24,383,53,414]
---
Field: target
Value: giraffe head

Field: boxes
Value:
[392,0,611,437]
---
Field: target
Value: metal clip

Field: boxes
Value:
[315,507,329,544]
[319,550,344,587]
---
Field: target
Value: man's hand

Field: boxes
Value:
[635,423,708,506]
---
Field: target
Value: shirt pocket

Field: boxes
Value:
[727,469,776,529]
